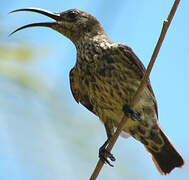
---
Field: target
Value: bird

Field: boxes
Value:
[10,8,184,175]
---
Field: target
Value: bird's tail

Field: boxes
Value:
[145,127,184,175]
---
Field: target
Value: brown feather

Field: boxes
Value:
[118,43,158,117]
[145,126,184,175]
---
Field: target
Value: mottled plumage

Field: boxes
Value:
[10,8,184,175]
[70,37,164,151]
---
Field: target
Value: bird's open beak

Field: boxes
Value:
[9,8,61,36]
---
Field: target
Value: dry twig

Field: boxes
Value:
[90,0,181,179]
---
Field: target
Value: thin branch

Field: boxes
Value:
[90,0,181,179]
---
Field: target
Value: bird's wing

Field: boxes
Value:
[69,67,95,114]
[69,67,80,103]
[117,43,158,116]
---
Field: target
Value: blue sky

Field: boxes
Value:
[1,0,189,180]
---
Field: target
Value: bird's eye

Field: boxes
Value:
[67,11,79,19]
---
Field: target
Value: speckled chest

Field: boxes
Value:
[73,40,141,116]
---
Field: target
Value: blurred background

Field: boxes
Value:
[0,0,189,179]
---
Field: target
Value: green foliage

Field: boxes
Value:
[0,45,33,61]
[0,28,51,96]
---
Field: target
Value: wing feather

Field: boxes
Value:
[118,43,158,116]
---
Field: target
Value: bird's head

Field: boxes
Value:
[9,8,106,45]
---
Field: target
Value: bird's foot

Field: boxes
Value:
[99,137,116,167]
[122,104,141,121]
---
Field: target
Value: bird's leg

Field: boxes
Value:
[122,104,141,121]
[99,120,116,167]
[99,136,116,167]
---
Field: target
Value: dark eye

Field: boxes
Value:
[67,11,79,19]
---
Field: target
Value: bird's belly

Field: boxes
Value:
[76,63,160,147]
[83,75,158,138]
[91,86,163,150]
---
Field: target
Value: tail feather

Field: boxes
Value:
[145,127,184,175]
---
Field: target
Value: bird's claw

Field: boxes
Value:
[123,104,141,121]
[99,137,116,167]
[99,148,115,167]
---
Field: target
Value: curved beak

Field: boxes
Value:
[9,8,61,36]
